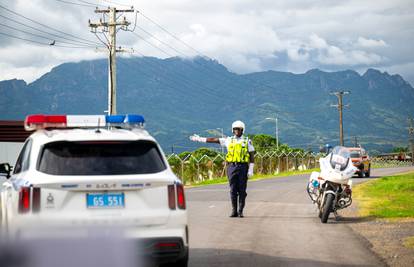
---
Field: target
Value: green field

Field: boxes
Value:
[353,172,414,218]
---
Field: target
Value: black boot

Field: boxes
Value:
[238,199,245,218]
[229,197,238,217]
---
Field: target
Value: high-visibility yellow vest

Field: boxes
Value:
[226,137,250,163]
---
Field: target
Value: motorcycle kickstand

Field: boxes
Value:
[333,210,340,221]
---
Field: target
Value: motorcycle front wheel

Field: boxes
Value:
[321,193,335,223]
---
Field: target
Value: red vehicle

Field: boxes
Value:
[347,147,371,178]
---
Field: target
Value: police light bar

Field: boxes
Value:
[24,114,145,131]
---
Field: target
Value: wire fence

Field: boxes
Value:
[167,153,414,184]
[167,151,322,184]
[371,158,414,168]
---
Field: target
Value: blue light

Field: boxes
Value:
[105,114,145,127]
[106,115,126,123]
[124,114,145,124]
[312,180,319,188]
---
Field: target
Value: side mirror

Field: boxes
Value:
[0,163,12,179]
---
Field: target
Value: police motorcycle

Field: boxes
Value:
[307,146,357,223]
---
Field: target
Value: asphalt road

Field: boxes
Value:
[186,166,414,267]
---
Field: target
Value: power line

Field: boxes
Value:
[138,11,284,94]
[117,56,222,102]
[78,0,106,7]
[132,26,253,97]
[54,0,95,7]
[130,31,232,100]
[134,21,250,93]
[132,32,226,98]
[0,14,99,47]
[0,4,100,46]
[127,52,222,101]
[101,0,133,8]
[0,31,94,48]
[0,22,97,48]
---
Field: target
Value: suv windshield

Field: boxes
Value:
[349,151,361,158]
[37,140,166,175]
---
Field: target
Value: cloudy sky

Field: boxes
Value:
[0,0,413,84]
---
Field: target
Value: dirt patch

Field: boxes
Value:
[340,204,414,267]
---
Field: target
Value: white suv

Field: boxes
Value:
[0,114,188,267]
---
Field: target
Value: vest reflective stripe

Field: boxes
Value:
[226,137,250,163]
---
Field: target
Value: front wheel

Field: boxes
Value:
[321,193,335,223]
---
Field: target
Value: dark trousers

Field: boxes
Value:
[227,162,248,211]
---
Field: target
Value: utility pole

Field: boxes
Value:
[266,116,279,149]
[330,91,350,146]
[408,117,414,165]
[89,7,134,115]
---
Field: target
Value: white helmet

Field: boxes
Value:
[232,120,245,131]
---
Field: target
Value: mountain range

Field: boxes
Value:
[1,57,413,154]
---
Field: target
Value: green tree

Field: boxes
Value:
[249,134,276,152]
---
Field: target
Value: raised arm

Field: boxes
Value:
[189,134,221,144]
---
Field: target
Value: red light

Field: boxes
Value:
[176,184,186,210]
[168,185,176,210]
[25,114,67,131]
[45,115,67,124]
[18,187,31,213]
[154,242,179,249]
[25,114,46,124]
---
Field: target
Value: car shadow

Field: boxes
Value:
[188,248,380,267]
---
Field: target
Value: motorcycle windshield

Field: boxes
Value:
[330,146,351,171]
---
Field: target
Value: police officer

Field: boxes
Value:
[190,120,255,218]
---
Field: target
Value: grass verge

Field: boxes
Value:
[187,168,319,187]
[353,172,414,218]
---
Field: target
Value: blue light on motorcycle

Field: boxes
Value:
[312,180,319,187]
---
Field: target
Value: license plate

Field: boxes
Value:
[86,192,125,209]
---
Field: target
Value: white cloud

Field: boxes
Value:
[357,37,387,48]
[0,0,413,84]
[309,34,328,49]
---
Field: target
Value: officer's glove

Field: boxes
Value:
[248,163,254,177]
[189,134,207,143]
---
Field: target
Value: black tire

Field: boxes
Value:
[358,171,364,178]
[321,193,335,223]
[174,256,189,267]
[160,251,188,267]
[365,166,371,178]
